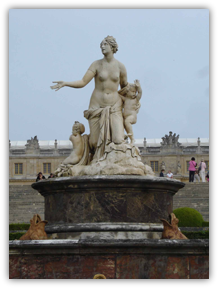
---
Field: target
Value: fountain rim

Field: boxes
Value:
[31,175,185,194]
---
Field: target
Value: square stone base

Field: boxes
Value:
[9,239,209,279]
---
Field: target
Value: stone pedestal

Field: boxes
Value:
[11,177,209,280]
[9,239,209,279]
[31,176,185,239]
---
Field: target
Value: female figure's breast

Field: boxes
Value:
[89,61,122,108]
[98,67,120,83]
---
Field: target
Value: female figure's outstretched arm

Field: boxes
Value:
[50,69,95,91]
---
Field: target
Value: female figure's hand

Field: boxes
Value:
[50,81,65,91]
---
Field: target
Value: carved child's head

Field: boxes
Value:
[118,82,138,99]
[72,121,85,135]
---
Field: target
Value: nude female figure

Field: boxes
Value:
[51,36,128,159]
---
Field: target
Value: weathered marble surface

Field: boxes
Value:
[45,222,163,233]
[79,142,154,176]
[9,238,209,249]
[49,231,162,240]
[42,190,173,223]
[45,222,163,240]
[32,176,185,228]
[9,239,209,279]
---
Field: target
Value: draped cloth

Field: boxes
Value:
[84,101,123,161]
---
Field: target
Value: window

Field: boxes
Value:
[43,163,51,174]
[150,161,159,172]
[14,163,23,175]
[186,161,189,172]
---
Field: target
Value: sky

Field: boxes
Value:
[9,8,209,141]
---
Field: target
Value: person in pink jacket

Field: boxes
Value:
[188,157,197,182]
[198,159,207,182]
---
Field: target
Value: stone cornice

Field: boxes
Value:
[9,239,209,255]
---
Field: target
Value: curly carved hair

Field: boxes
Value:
[118,82,138,96]
[73,121,85,134]
[100,36,118,54]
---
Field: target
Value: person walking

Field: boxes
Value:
[198,159,207,182]
[188,157,197,182]
[194,169,200,183]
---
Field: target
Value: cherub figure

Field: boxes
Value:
[118,80,142,144]
[55,121,89,177]
[63,121,86,165]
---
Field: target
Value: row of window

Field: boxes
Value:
[14,163,51,175]
[14,161,209,175]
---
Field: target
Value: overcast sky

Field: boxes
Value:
[9,8,209,141]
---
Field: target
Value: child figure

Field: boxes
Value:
[55,121,90,177]
[63,121,85,165]
[118,80,142,144]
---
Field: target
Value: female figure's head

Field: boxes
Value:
[191,157,195,161]
[100,36,118,54]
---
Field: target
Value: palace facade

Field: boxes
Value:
[9,132,209,184]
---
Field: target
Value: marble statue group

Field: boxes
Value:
[51,36,154,177]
